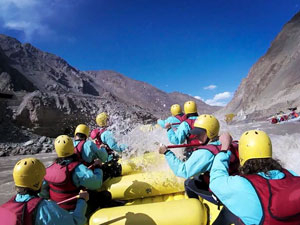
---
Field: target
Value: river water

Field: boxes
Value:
[0,120,299,204]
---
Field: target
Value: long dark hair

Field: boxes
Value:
[55,154,79,165]
[239,158,283,176]
[15,187,39,196]
[75,133,87,140]
[186,112,198,118]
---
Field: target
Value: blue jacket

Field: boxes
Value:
[40,159,103,199]
[74,139,108,163]
[157,116,181,129]
[167,116,198,144]
[101,129,127,153]
[165,140,220,179]
[15,194,87,225]
[209,151,298,225]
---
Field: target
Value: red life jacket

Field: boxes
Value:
[44,161,80,211]
[184,118,202,148]
[74,140,86,159]
[0,196,42,225]
[241,169,300,225]
[90,128,113,155]
[174,114,187,123]
[271,117,278,124]
[195,141,240,184]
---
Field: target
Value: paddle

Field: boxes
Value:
[166,143,202,149]
[57,195,80,205]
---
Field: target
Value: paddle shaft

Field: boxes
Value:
[167,143,202,149]
[57,195,80,205]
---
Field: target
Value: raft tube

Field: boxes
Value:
[125,192,188,206]
[101,170,185,200]
[89,198,207,225]
[120,152,165,176]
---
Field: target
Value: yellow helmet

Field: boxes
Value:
[184,101,197,114]
[170,104,182,116]
[96,112,108,126]
[194,114,220,139]
[74,124,90,137]
[13,158,46,191]
[54,135,74,157]
[239,130,272,166]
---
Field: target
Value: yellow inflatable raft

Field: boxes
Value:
[90,198,207,225]
[101,170,185,200]
[120,153,165,175]
[91,153,221,225]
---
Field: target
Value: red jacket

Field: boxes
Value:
[174,113,187,123]
[44,161,80,210]
[241,169,300,225]
[90,128,113,155]
[195,141,240,175]
[0,196,42,225]
[185,118,202,148]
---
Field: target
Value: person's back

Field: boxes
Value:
[157,104,185,129]
[160,115,240,204]
[0,157,88,225]
[166,101,198,145]
[74,124,108,164]
[209,130,300,225]
[94,112,128,156]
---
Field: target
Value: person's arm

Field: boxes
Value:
[157,119,166,128]
[88,140,108,162]
[35,199,87,225]
[73,164,103,190]
[101,131,127,153]
[288,170,298,176]
[163,149,214,178]
[209,151,263,225]
[167,122,190,144]
[38,180,50,199]
[74,140,93,164]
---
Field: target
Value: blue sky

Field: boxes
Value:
[0,0,299,106]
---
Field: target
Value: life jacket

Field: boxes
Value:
[240,169,300,225]
[174,113,187,123]
[185,118,201,146]
[90,128,113,155]
[271,117,278,124]
[0,195,42,225]
[74,140,86,161]
[44,161,80,211]
[195,141,240,184]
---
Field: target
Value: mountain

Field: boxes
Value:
[86,70,220,116]
[0,34,219,138]
[218,12,300,120]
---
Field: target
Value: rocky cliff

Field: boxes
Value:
[218,12,300,120]
[0,34,218,147]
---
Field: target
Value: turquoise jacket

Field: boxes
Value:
[209,151,298,225]
[167,116,198,144]
[157,116,181,129]
[40,159,103,199]
[15,194,87,225]
[165,140,220,178]
[74,139,108,163]
[101,129,127,153]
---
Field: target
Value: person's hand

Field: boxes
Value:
[165,123,171,129]
[219,132,232,151]
[93,158,103,167]
[79,190,89,202]
[100,144,107,149]
[158,144,168,154]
